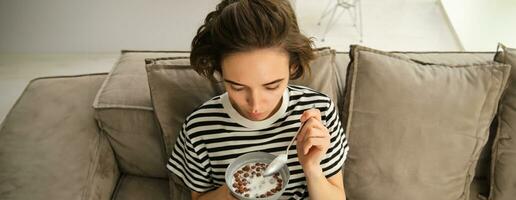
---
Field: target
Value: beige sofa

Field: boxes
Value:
[0,48,503,199]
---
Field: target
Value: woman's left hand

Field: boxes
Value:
[296,108,331,176]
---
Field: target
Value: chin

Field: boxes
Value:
[247,116,265,121]
[247,112,268,121]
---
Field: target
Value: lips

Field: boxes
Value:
[248,112,264,120]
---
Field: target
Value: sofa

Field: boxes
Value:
[0,46,514,200]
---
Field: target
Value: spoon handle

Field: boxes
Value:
[286,105,315,156]
[285,121,305,156]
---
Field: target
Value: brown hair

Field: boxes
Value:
[190,0,315,80]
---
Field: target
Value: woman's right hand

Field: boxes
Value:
[192,184,238,200]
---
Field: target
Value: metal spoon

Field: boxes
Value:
[263,121,306,177]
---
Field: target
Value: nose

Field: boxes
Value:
[247,90,261,113]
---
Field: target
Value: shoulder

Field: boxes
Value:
[183,94,228,128]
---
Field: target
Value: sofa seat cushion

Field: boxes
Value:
[342,45,510,200]
[112,174,169,200]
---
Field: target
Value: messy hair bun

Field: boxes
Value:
[190,0,315,80]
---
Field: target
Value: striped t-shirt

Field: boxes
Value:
[167,85,349,199]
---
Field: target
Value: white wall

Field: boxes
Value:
[440,0,516,51]
[0,0,218,53]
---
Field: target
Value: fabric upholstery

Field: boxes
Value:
[0,74,119,200]
[342,45,510,200]
[491,44,516,200]
[146,57,221,199]
[336,51,497,200]
[391,51,499,200]
[112,174,169,200]
[290,48,340,105]
[92,51,189,178]
[0,48,508,200]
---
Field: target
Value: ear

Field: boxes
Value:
[289,64,297,79]
[213,70,223,82]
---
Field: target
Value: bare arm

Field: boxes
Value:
[191,184,237,200]
[305,169,346,200]
[297,108,346,200]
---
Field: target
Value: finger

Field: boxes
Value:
[298,118,318,142]
[301,108,322,123]
[299,118,328,142]
[304,127,330,140]
[303,136,330,155]
[301,128,328,155]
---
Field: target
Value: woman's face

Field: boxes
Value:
[221,47,290,121]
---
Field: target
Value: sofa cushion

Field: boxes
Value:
[289,48,340,105]
[335,51,497,200]
[392,51,498,200]
[112,174,169,200]
[145,57,221,199]
[0,74,119,200]
[92,50,189,178]
[342,45,510,200]
[94,50,190,110]
[145,57,223,162]
[492,44,516,200]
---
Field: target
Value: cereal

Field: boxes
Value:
[231,162,283,198]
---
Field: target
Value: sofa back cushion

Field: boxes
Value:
[491,44,516,200]
[342,45,510,200]
[93,51,189,178]
[335,51,497,200]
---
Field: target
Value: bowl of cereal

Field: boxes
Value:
[225,152,290,200]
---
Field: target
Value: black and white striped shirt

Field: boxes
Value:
[167,85,348,199]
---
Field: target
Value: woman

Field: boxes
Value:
[166,0,348,199]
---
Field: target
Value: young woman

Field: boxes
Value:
[166,0,348,199]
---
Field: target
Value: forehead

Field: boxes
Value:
[221,47,290,84]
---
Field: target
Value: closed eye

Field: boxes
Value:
[265,85,280,90]
[231,85,245,91]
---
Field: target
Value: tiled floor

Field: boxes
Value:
[0,0,460,122]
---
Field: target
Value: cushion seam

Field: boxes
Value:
[92,54,122,109]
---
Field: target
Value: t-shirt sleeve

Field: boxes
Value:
[166,122,214,193]
[320,98,349,178]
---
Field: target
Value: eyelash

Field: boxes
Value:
[232,87,244,91]
[231,85,279,91]
[266,85,280,90]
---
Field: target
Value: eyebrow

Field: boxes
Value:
[224,78,284,87]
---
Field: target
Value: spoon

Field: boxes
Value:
[263,120,306,177]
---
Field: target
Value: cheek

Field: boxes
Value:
[268,90,284,102]
[227,91,246,105]
[263,88,286,109]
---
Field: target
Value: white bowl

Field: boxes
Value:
[225,152,290,200]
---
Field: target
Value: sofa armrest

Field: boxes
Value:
[0,73,119,199]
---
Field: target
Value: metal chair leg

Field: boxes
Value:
[317,0,336,26]
[318,0,364,43]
